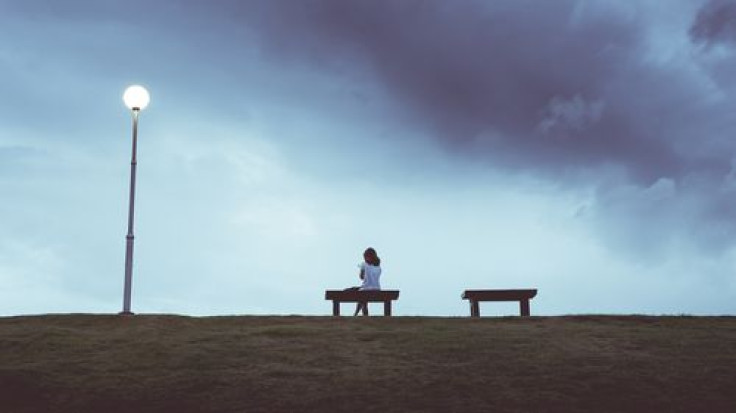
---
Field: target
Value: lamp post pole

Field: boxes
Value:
[121,108,140,315]
[120,85,149,316]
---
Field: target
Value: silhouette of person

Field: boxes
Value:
[349,247,382,316]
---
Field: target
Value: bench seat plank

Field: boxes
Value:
[325,290,400,302]
[461,289,537,301]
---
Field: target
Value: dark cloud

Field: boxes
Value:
[239,1,731,185]
[690,0,736,47]
[233,0,736,256]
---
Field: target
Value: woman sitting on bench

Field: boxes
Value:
[348,247,382,316]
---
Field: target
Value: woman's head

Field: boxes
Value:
[364,247,381,266]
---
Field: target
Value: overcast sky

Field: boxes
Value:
[2,0,736,316]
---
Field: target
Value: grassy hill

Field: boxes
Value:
[1,314,735,412]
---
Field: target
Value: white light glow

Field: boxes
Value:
[123,85,150,110]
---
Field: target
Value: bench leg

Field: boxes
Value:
[333,300,340,316]
[384,301,392,316]
[520,299,530,317]
[470,300,480,317]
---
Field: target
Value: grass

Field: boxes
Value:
[1,314,735,412]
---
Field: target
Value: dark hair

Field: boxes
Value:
[364,247,381,266]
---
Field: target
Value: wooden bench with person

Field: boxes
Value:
[461,289,538,317]
[325,290,400,316]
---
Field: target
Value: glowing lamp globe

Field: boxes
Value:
[123,85,150,110]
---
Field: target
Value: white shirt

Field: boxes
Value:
[359,262,382,290]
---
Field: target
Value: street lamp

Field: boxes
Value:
[120,85,150,315]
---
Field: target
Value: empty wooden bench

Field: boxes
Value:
[325,290,400,316]
[461,289,538,317]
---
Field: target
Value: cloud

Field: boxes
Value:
[241,1,659,178]
[229,1,736,202]
[537,95,606,135]
[690,0,736,47]
[221,0,736,259]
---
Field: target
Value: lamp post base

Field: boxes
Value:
[118,311,135,316]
